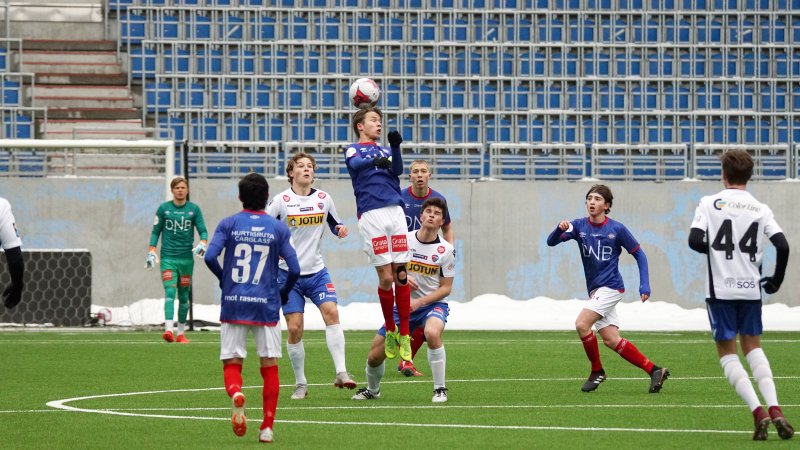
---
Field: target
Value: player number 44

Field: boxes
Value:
[710,219,758,262]
[231,243,270,284]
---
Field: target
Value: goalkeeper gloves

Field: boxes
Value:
[3,284,22,309]
[193,240,207,258]
[387,130,403,148]
[760,276,782,294]
[373,156,392,169]
[145,246,159,270]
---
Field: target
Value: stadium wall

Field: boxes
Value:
[2,178,798,310]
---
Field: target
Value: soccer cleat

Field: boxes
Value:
[351,387,380,400]
[753,417,770,441]
[290,384,307,400]
[176,334,190,343]
[398,360,424,377]
[334,372,357,389]
[231,392,247,437]
[648,367,670,393]
[581,369,606,392]
[773,416,795,440]
[432,387,448,403]
[384,330,399,359]
[258,427,273,443]
[398,333,412,362]
[162,330,174,343]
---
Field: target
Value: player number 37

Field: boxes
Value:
[232,243,270,285]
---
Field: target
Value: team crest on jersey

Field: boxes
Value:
[251,226,265,232]
[437,246,445,254]
[188,211,194,216]
[283,195,291,202]
[326,283,336,293]
[317,192,326,199]
[608,233,615,239]
[724,278,736,288]
[432,254,439,263]
[317,202,324,210]
[250,215,259,219]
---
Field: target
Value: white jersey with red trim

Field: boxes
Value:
[691,188,783,301]
[267,187,342,275]
[406,230,455,302]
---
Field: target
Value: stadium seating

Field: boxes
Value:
[108,1,799,180]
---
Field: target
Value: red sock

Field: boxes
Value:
[377,287,396,332]
[769,406,784,420]
[410,327,425,359]
[223,363,243,397]
[394,282,411,335]
[614,338,655,373]
[580,333,603,372]
[754,406,769,424]
[260,365,279,431]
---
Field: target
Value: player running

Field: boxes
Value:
[204,173,300,444]
[398,159,454,377]
[146,176,208,343]
[267,152,355,400]
[689,150,793,441]
[345,106,412,362]
[352,198,455,403]
[546,184,669,394]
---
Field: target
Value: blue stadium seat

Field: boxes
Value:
[583,118,609,143]
[220,14,244,40]
[696,18,723,44]
[762,84,787,111]
[473,83,498,109]
[647,118,674,143]
[119,13,145,45]
[567,84,592,110]
[261,49,288,74]
[618,0,644,7]
[440,83,465,108]
[177,83,204,108]
[385,116,414,140]
[229,48,255,74]
[379,16,404,40]
[614,118,641,143]
[212,83,238,109]
[322,117,349,142]
[411,17,437,41]
[423,50,449,75]
[244,83,270,108]
[680,119,705,143]
[442,17,467,41]
[551,51,578,76]
[697,84,722,109]
[632,18,658,43]
[588,0,613,9]
[631,84,657,110]
[775,51,788,77]
[294,49,320,74]
[257,14,276,39]
[158,115,186,141]
[196,48,222,74]
[615,50,641,76]
[534,84,561,109]
[145,82,171,113]
[283,15,308,39]
[485,116,511,142]
[506,16,532,41]
[729,18,754,44]
[775,118,790,143]
[584,50,610,77]
[550,117,577,142]
[710,51,736,77]
[130,46,156,78]
[225,116,252,141]
[537,17,563,42]
[650,0,675,8]
[0,48,6,72]
[385,83,401,108]
[455,51,480,76]
[487,51,513,76]
[665,17,691,43]
[187,14,212,40]
[508,82,530,109]
[679,50,705,77]
[289,117,317,141]
[761,18,786,44]
[663,84,690,110]
[599,17,626,43]
[568,18,595,42]
[727,84,753,109]
[4,115,31,138]
[277,83,303,109]
[163,46,189,74]
[409,83,433,108]
[310,83,336,109]
[391,50,416,75]
[326,49,352,74]
[452,117,480,142]
[359,50,385,75]
[155,14,179,40]
[599,84,625,110]
[257,117,284,141]
[475,17,499,41]
[518,50,545,76]
[713,0,737,9]
[191,116,219,141]
[711,118,738,143]
[348,16,373,41]
[314,16,340,40]
[744,119,770,144]
[419,116,447,142]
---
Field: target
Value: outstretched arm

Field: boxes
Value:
[388,131,403,175]
[631,247,651,301]
[688,228,707,254]
[546,220,573,247]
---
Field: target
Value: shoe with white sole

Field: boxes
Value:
[231,392,247,437]
[259,427,273,443]
[290,384,307,400]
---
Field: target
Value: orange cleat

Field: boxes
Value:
[176,334,190,344]
[231,392,247,437]
[162,330,174,343]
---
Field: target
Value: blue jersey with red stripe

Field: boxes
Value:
[547,217,650,296]
[344,141,403,217]
[204,210,298,326]
[401,186,451,231]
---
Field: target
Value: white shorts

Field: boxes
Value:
[585,287,622,331]
[358,205,410,267]
[219,322,282,360]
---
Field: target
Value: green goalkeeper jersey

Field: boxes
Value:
[149,200,208,260]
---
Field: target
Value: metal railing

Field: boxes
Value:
[591,143,688,181]
[693,144,791,180]
[489,143,585,180]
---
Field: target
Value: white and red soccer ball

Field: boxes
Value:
[349,77,380,108]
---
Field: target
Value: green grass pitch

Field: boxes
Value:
[0,330,797,449]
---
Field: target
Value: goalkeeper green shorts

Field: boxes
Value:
[160,258,194,288]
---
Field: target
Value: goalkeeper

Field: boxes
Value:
[146,176,208,343]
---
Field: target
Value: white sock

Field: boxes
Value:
[165,320,173,332]
[177,322,185,335]
[366,360,385,393]
[287,341,307,386]
[325,324,347,374]
[428,345,446,389]
[746,348,779,407]
[721,354,761,411]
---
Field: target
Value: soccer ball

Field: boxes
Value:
[349,78,380,108]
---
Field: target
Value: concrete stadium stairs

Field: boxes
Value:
[20,40,145,139]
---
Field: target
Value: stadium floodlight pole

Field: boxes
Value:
[181,140,195,332]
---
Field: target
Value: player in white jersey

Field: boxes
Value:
[0,197,23,308]
[689,150,793,441]
[266,153,355,400]
[352,197,455,403]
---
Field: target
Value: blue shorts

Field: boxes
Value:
[706,299,763,342]
[377,302,449,337]
[278,267,338,315]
